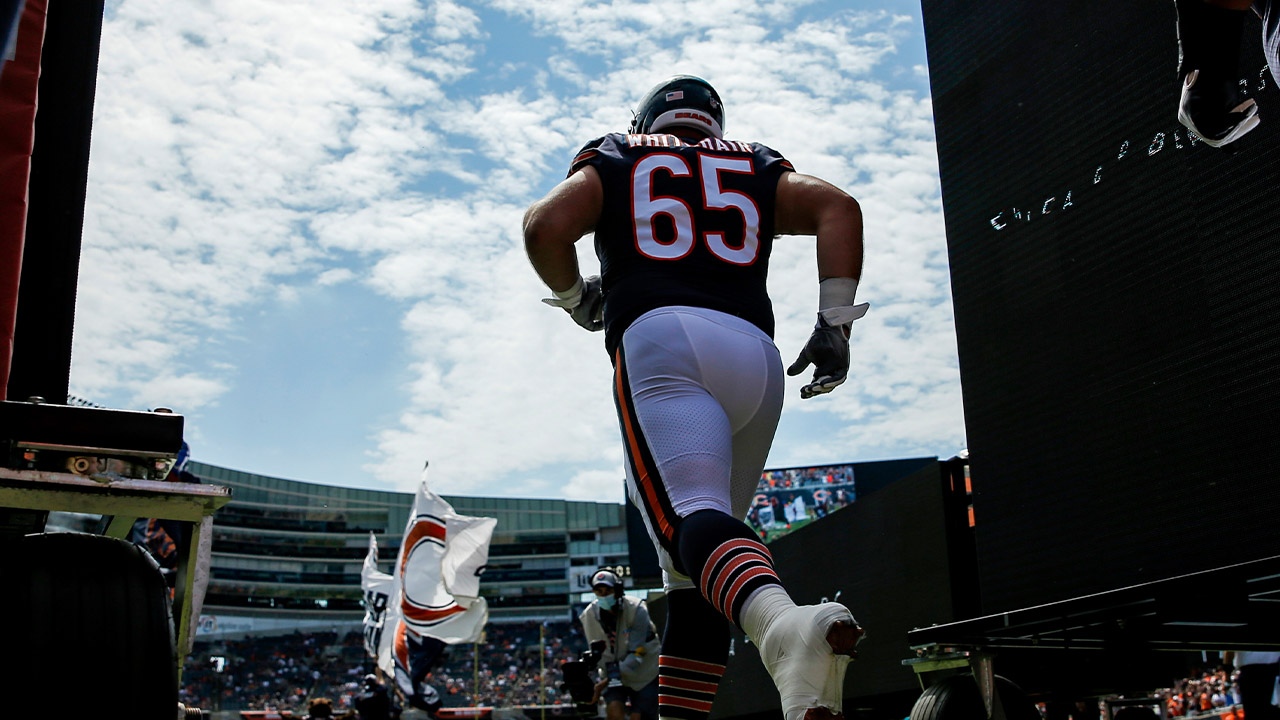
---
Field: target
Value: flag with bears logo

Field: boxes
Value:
[361,467,495,705]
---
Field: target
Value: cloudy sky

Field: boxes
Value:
[72,0,965,501]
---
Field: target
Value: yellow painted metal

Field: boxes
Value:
[0,467,229,520]
[104,515,136,538]
[174,516,207,683]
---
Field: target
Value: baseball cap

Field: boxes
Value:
[591,570,620,588]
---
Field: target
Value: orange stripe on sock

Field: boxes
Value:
[659,676,720,694]
[721,565,779,618]
[700,540,757,594]
[709,553,770,613]
[660,695,714,712]
[701,540,771,607]
[615,350,672,540]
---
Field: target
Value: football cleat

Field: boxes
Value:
[1178,69,1260,148]
[756,603,865,720]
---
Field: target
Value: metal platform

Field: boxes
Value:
[908,554,1280,654]
[899,557,1280,719]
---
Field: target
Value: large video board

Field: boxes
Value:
[923,0,1280,612]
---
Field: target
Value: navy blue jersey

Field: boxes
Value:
[568,132,795,357]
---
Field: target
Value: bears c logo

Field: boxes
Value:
[399,513,466,628]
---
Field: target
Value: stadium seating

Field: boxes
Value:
[182,622,589,714]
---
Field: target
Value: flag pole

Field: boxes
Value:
[474,637,480,707]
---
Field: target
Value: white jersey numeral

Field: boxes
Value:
[632,154,695,260]
[631,152,761,265]
[699,155,760,266]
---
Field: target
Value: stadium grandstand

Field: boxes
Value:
[177,456,944,715]
[189,456,937,635]
[188,460,636,636]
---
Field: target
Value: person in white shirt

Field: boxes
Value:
[579,570,661,720]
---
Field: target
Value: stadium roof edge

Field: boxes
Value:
[187,459,628,507]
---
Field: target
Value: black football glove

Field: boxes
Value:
[542,275,604,332]
[787,304,868,399]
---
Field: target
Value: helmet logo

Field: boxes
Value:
[675,111,712,126]
[665,90,684,101]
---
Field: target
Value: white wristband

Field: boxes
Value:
[818,277,858,311]
[817,278,868,326]
[551,276,585,308]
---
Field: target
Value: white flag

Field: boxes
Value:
[443,514,498,601]
[396,474,493,643]
[360,533,397,672]
[360,466,496,697]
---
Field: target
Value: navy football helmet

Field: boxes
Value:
[629,75,725,139]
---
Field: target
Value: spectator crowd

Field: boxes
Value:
[1156,665,1247,718]
[181,621,589,715]
[758,464,854,491]
[1063,662,1263,719]
[181,622,1280,720]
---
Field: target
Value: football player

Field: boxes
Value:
[524,75,867,720]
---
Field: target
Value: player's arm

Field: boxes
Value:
[524,166,602,292]
[774,172,868,399]
[524,166,606,331]
[775,171,863,282]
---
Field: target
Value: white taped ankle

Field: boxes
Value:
[740,584,794,642]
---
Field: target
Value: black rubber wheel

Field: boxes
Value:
[911,674,1041,720]
[11,532,178,717]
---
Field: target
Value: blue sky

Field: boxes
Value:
[74,0,964,501]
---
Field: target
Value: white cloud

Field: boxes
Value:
[560,469,628,503]
[73,0,964,498]
[430,0,484,42]
[131,373,230,414]
[317,268,355,286]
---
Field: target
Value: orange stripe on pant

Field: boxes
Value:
[615,348,673,540]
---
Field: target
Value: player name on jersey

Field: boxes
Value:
[625,133,755,154]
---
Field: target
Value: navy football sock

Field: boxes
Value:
[676,509,783,626]
[658,588,729,720]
